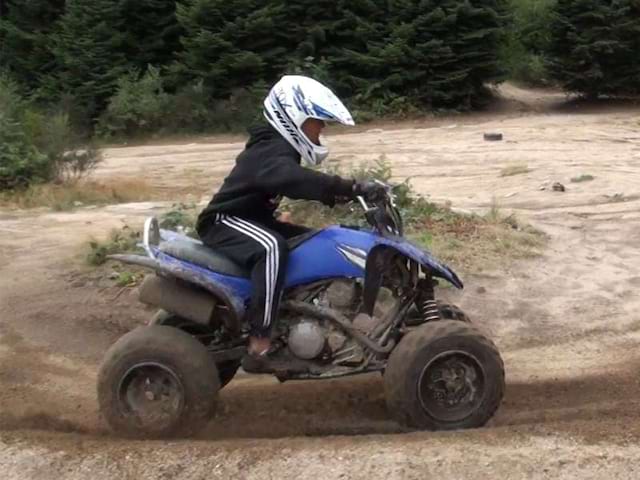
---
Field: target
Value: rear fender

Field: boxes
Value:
[108,252,246,325]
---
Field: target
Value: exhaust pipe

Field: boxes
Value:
[138,275,216,326]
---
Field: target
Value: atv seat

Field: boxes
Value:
[159,239,250,278]
[158,230,320,278]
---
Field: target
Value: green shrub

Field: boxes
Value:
[97,66,171,138]
[0,76,52,189]
[202,82,267,132]
[24,109,101,182]
[162,80,213,133]
[98,67,266,138]
[0,76,101,190]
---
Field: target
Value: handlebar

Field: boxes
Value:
[356,180,403,237]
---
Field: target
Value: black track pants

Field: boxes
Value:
[200,214,309,337]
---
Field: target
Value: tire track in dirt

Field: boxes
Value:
[2,88,640,478]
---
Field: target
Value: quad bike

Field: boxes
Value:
[98,184,504,438]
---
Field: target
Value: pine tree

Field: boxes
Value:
[174,0,289,98]
[0,0,66,90]
[344,0,508,111]
[120,0,182,71]
[547,0,640,97]
[44,0,130,117]
[283,0,388,98]
[444,0,508,105]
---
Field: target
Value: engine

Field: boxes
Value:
[287,321,326,359]
[286,280,362,363]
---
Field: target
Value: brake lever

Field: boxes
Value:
[372,179,398,205]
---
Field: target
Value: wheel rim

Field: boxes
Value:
[417,350,485,423]
[117,362,185,432]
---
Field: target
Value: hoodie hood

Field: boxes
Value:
[245,124,298,158]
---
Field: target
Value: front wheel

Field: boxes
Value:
[97,325,220,438]
[384,320,504,430]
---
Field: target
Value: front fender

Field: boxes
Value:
[371,237,463,289]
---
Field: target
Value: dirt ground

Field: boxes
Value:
[2,84,640,479]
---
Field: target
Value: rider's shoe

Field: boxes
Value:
[241,348,309,374]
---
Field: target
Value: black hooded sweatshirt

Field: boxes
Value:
[196,125,354,236]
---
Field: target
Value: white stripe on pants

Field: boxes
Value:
[218,215,280,328]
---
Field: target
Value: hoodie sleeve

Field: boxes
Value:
[256,155,354,206]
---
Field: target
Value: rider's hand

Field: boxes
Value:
[278,211,292,223]
[353,181,387,201]
[334,195,352,204]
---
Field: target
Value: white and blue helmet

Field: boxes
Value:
[263,75,355,166]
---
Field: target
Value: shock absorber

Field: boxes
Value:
[416,279,440,322]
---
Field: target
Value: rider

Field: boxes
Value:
[196,75,382,366]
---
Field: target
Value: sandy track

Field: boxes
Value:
[2,87,640,478]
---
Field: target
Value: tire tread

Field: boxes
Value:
[385,320,504,430]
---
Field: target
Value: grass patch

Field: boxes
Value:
[500,164,530,177]
[286,196,544,272]
[86,161,545,272]
[85,203,198,266]
[0,177,159,211]
[424,206,545,271]
[570,174,595,183]
[285,160,545,271]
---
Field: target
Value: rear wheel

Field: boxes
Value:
[384,320,504,430]
[150,310,241,388]
[97,325,220,438]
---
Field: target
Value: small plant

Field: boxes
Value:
[571,174,595,183]
[605,193,627,203]
[87,226,141,266]
[159,203,198,237]
[115,271,142,287]
[85,204,201,267]
[500,164,530,177]
[485,199,503,224]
